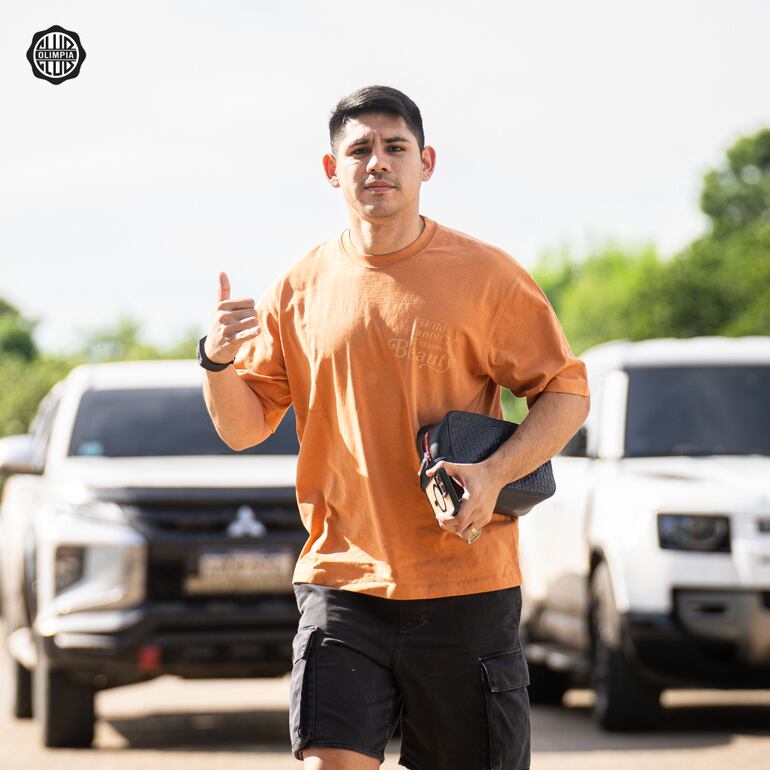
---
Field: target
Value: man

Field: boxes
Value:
[200,85,590,770]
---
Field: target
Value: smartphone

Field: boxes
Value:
[422,466,464,518]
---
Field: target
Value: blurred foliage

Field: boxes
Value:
[0,296,39,362]
[701,128,770,237]
[534,244,664,353]
[0,304,199,438]
[534,127,770,354]
[0,355,76,437]
[501,388,528,424]
[0,313,39,362]
[77,316,199,363]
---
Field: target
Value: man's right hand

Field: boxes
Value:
[204,272,262,364]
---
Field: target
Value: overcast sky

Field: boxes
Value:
[2,0,770,354]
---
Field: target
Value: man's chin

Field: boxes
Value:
[357,200,402,220]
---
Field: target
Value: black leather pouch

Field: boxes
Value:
[416,410,556,518]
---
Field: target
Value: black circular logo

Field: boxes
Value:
[26,25,86,84]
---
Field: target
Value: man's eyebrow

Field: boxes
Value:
[347,135,412,148]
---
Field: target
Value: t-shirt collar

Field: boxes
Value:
[340,216,437,269]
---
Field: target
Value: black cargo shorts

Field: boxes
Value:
[288,582,530,770]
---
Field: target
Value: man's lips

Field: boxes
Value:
[363,177,397,190]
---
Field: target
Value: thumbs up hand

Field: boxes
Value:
[204,272,262,364]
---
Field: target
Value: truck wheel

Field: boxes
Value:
[590,562,661,731]
[34,641,95,748]
[526,661,569,705]
[2,644,33,719]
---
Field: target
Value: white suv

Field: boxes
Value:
[518,336,770,730]
[0,360,302,748]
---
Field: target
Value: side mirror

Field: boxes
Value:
[560,425,587,457]
[0,435,44,476]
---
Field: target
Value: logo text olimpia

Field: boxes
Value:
[26,25,86,84]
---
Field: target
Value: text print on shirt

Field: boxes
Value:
[388,316,457,373]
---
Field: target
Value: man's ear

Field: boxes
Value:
[323,153,340,188]
[421,145,436,182]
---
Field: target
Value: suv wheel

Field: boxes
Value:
[526,661,569,705]
[590,561,661,731]
[34,639,95,748]
[2,642,33,719]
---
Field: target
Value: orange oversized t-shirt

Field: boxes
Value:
[234,216,589,599]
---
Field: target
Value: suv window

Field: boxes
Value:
[625,365,770,457]
[68,388,298,457]
[29,388,62,469]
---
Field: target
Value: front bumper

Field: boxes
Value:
[623,588,770,688]
[34,486,310,685]
[40,595,300,685]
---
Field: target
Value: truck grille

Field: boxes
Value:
[127,501,300,534]
[102,486,303,535]
[96,487,306,602]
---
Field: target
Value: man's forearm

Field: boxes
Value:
[482,391,590,486]
[202,367,269,451]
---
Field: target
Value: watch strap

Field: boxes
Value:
[197,335,234,371]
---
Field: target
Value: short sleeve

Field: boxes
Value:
[233,283,292,434]
[485,266,590,409]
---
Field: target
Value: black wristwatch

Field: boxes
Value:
[197,335,234,372]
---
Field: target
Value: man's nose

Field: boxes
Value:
[366,146,391,173]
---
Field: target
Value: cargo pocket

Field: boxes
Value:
[480,646,531,770]
[289,625,318,757]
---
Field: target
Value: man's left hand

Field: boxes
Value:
[425,459,501,541]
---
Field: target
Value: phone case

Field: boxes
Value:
[420,464,464,517]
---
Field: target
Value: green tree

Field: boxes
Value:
[0,355,75,437]
[77,316,201,362]
[701,128,770,237]
[634,224,770,338]
[0,313,38,362]
[641,128,770,338]
[533,243,663,353]
[0,297,39,362]
[0,306,200,439]
[79,316,166,362]
[534,126,770,348]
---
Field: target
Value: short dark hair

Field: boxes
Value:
[328,85,425,154]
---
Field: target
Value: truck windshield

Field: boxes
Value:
[67,388,299,457]
[625,366,770,457]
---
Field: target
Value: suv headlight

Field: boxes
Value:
[59,500,127,524]
[55,545,85,593]
[657,514,731,553]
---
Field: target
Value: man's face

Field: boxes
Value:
[324,111,435,222]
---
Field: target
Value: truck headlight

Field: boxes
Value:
[60,500,127,524]
[55,545,85,594]
[657,514,731,553]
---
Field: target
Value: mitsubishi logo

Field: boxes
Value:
[227,506,267,538]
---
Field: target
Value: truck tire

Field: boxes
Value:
[526,661,569,705]
[590,561,661,731]
[34,640,95,748]
[3,644,33,719]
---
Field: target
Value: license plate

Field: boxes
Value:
[184,547,295,594]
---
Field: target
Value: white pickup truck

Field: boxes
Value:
[518,335,770,730]
[0,360,303,748]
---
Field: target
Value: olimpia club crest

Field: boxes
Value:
[26,25,86,84]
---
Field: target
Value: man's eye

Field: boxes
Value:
[351,148,369,155]
[388,146,406,152]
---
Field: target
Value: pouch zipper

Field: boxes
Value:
[417,429,434,477]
